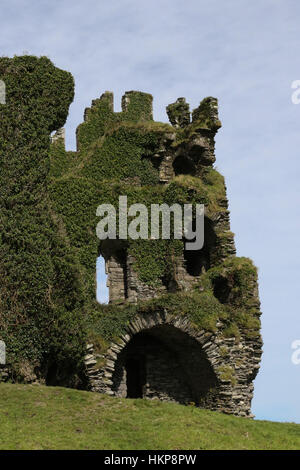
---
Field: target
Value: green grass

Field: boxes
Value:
[0,383,299,450]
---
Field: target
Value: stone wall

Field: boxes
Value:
[84,312,262,417]
[102,213,235,303]
[106,256,127,303]
[97,95,236,304]
[85,92,262,418]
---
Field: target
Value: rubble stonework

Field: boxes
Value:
[84,312,262,417]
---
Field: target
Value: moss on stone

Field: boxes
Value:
[217,365,237,385]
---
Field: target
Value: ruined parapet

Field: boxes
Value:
[76,90,153,151]
[121,90,153,121]
[192,96,221,130]
[166,96,221,132]
[166,97,190,128]
[97,91,114,113]
[161,96,223,183]
[84,91,114,123]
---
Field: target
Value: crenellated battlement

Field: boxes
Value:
[76,90,153,151]
[166,96,221,132]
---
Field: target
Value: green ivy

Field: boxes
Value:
[0,56,261,383]
[0,56,86,381]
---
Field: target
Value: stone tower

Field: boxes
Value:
[72,91,263,417]
[0,57,262,417]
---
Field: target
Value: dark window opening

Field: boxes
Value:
[173,155,196,176]
[184,249,209,276]
[213,276,231,304]
[141,155,162,171]
[162,270,179,293]
[184,218,216,276]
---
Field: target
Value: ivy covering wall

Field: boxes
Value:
[0,57,261,383]
[0,57,86,383]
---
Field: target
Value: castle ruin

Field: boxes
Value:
[0,56,262,417]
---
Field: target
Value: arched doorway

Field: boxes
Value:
[111,324,218,406]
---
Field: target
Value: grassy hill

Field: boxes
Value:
[0,383,299,450]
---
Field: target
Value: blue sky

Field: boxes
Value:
[1,0,300,423]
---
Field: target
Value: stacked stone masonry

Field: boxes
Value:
[85,312,262,417]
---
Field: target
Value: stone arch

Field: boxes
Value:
[95,312,225,408]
